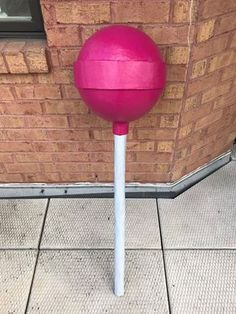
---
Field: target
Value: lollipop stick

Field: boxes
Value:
[114,133,127,296]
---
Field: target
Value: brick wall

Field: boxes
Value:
[0,0,235,183]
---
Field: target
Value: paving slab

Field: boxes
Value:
[165,250,236,314]
[28,250,169,313]
[0,199,48,249]
[41,198,161,249]
[158,162,236,248]
[0,250,37,313]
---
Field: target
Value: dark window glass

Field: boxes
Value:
[0,0,45,38]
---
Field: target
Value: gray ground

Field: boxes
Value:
[0,161,235,313]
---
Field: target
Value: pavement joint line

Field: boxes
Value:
[156,198,172,314]
[25,198,51,314]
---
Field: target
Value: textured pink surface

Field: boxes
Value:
[74,25,166,135]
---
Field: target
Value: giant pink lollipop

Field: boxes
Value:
[74,25,166,296]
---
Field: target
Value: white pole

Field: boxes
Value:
[114,134,127,296]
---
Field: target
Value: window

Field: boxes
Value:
[0,0,45,38]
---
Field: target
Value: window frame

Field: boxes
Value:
[0,0,45,38]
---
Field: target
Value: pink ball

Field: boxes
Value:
[74,25,166,135]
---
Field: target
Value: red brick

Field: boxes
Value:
[214,92,236,110]
[34,85,61,99]
[0,129,7,139]
[56,142,79,152]
[41,100,88,115]
[81,26,102,44]
[81,141,113,152]
[194,109,223,130]
[93,129,115,141]
[201,0,236,19]
[33,142,57,152]
[230,32,236,48]
[180,102,212,126]
[25,49,49,73]
[196,19,215,43]
[221,66,236,82]
[0,116,25,128]
[62,85,81,99]
[54,162,113,173]
[46,129,90,141]
[167,65,187,82]
[167,46,189,64]
[0,54,8,73]
[48,49,60,67]
[215,12,236,35]
[59,49,79,67]
[14,85,34,99]
[156,164,170,173]
[40,3,56,27]
[178,123,194,139]
[0,142,33,152]
[1,101,42,115]
[112,1,169,23]
[173,0,190,23]
[46,26,81,47]
[191,59,207,79]
[55,2,110,24]
[36,73,55,84]
[187,72,220,96]
[0,86,14,100]
[192,34,229,61]
[3,41,25,53]
[53,152,89,162]
[0,153,14,163]
[164,83,185,99]
[0,74,34,84]
[69,115,110,129]
[137,129,177,140]
[191,133,218,152]
[53,69,73,84]
[184,94,201,111]
[59,172,96,182]
[143,25,188,45]
[16,153,53,163]
[15,85,61,100]
[5,163,41,173]
[5,53,28,74]
[202,81,232,103]
[136,152,173,163]
[133,115,159,128]
[127,141,155,152]
[157,141,174,153]
[160,115,179,128]
[208,51,234,73]
[152,100,183,114]
[126,163,155,173]
[0,173,23,182]
[27,116,68,128]
[175,147,189,161]
[88,152,113,163]
[40,163,58,173]
[177,128,207,149]
[23,173,61,183]
[6,129,46,141]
